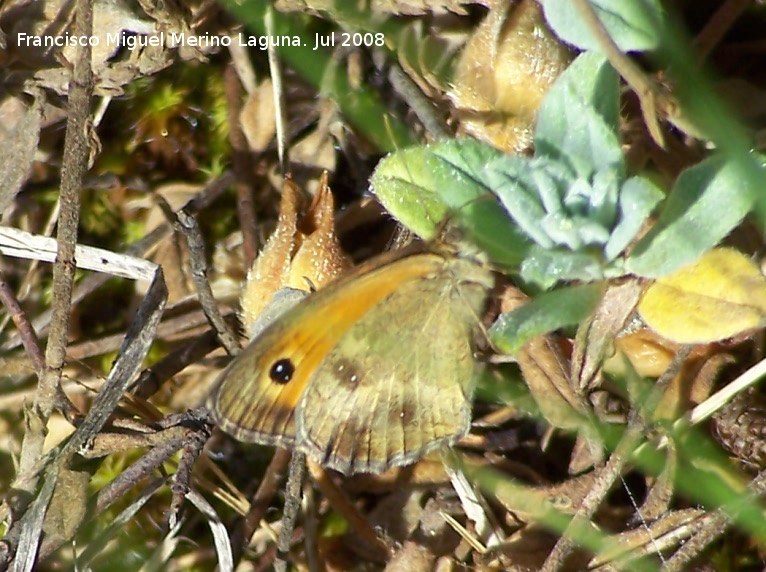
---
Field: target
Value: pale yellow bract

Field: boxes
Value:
[638,247,766,344]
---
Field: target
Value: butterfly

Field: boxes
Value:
[207,243,493,474]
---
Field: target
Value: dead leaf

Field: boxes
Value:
[240,79,277,153]
[290,100,340,173]
[74,0,156,67]
[501,286,589,433]
[0,95,42,218]
[572,279,642,393]
[274,0,481,16]
[501,286,603,473]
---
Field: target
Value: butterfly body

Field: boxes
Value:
[208,247,493,474]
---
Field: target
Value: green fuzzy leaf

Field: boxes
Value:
[490,283,604,354]
[626,155,757,277]
[484,156,568,248]
[370,139,530,269]
[521,246,606,289]
[534,52,623,178]
[542,0,664,53]
[603,175,663,261]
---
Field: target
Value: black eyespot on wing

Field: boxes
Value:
[269,358,295,384]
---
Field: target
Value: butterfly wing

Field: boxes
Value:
[207,249,450,450]
[296,255,493,474]
[208,315,304,448]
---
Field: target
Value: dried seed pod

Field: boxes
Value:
[713,387,766,469]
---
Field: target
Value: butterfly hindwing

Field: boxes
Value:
[296,255,493,474]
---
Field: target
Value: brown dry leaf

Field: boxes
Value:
[515,336,588,433]
[655,350,733,421]
[2,0,153,68]
[0,95,42,218]
[501,286,603,473]
[135,0,204,62]
[449,0,571,153]
[290,100,340,173]
[78,0,156,66]
[371,0,475,15]
[501,287,589,434]
[572,280,642,393]
[32,50,173,98]
[638,247,766,344]
[3,0,174,97]
[239,174,351,333]
[239,78,277,153]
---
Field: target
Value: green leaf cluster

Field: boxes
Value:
[371,49,763,352]
[372,52,664,289]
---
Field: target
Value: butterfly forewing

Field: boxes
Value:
[208,321,306,447]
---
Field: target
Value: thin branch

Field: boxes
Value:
[570,0,670,147]
[230,448,291,564]
[0,264,44,373]
[155,200,240,357]
[387,63,451,140]
[130,324,234,399]
[275,451,306,572]
[266,5,288,176]
[14,0,94,503]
